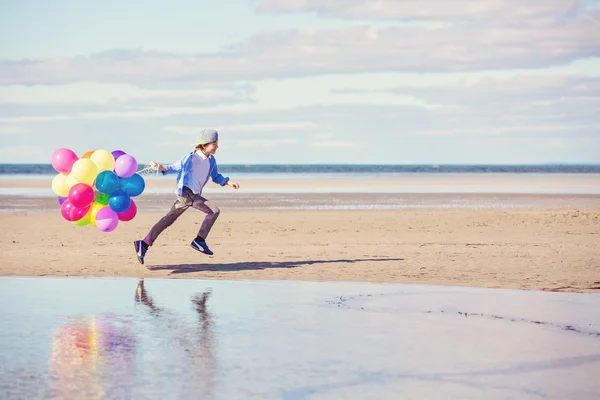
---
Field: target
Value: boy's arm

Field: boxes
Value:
[157,156,186,175]
[210,161,230,186]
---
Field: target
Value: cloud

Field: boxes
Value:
[1,8,597,86]
[256,0,586,23]
[311,140,356,148]
[0,87,255,119]
[329,75,600,136]
[235,138,298,147]
[2,98,597,163]
[0,125,28,135]
[0,144,46,160]
[165,121,318,136]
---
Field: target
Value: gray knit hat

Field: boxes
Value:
[192,128,219,146]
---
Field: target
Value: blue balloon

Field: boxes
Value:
[108,190,131,213]
[96,170,120,194]
[119,173,145,197]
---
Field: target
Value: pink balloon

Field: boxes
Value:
[117,198,137,222]
[68,183,94,208]
[114,154,138,178]
[51,148,79,174]
[60,199,90,222]
[96,207,119,232]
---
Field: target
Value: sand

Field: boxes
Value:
[1,194,599,292]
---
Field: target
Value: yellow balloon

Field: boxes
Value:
[66,173,79,188]
[51,173,69,197]
[71,159,97,186]
[89,202,105,227]
[90,149,115,173]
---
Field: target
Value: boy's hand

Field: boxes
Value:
[226,181,240,189]
[150,161,166,172]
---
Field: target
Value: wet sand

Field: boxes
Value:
[1,193,599,292]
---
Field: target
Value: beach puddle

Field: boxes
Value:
[1,277,599,399]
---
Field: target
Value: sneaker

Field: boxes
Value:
[133,240,147,264]
[191,239,213,255]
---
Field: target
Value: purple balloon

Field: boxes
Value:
[112,150,126,161]
[95,207,119,232]
[58,196,67,205]
[114,154,138,178]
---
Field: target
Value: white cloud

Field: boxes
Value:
[221,121,317,132]
[235,138,298,147]
[256,0,583,23]
[0,145,46,159]
[1,10,597,86]
[0,125,28,135]
[312,140,356,148]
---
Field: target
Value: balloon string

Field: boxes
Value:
[137,164,160,176]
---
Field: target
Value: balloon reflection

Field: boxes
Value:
[48,314,136,399]
[47,280,216,398]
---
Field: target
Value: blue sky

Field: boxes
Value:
[1,0,599,164]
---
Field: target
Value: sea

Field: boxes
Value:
[2,163,600,175]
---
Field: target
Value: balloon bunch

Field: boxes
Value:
[51,148,145,232]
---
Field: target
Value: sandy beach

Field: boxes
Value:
[1,189,599,292]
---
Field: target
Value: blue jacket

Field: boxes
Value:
[162,152,229,195]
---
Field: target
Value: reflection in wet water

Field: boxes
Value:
[134,279,216,399]
[1,277,599,399]
[48,314,136,399]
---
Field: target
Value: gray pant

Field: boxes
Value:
[144,187,220,246]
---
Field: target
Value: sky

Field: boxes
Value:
[0,0,599,165]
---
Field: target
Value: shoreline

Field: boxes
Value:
[1,192,600,213]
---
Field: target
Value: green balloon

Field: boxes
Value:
[73,213,91,226]
[95,192,110,205]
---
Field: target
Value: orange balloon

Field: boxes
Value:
[82,150,94,159]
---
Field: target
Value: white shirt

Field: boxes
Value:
[186,151,211,194]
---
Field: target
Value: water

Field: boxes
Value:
[2,163,600,175]
[1,277,599,399]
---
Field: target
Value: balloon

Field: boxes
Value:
[71,159,97,186]
[60,200,91,222]
[108,190,131,213]
[112,150,126,161]
[94,192,109,206]
[95,207,119,232]
[51,147,144,232]
[90,149,115,173]
[51,148,79,174]
[51,173,70,197]
[68,183,94,208]
[117,198,137,222]
[95,170,120,194]
[89,202,105,227]
[114,155,137,178]
[73,210,91,226]
[66,174,79,188]
[119,173,145,197]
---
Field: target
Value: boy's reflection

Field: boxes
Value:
[135,279,216,398]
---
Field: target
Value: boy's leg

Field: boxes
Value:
[189,195,220,255]
[191,196,220,240]
[144,194,192,246]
